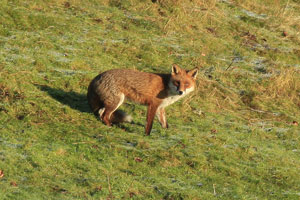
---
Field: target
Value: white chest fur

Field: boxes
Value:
[159,86,194,109]
[159,95,184,108]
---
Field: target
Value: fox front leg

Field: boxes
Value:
[145,103,160,135]
[156,107,168,129]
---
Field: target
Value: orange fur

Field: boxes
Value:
[87,65,198,135]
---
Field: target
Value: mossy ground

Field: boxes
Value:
[0,0,300,199]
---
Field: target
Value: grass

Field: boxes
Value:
[0,0,300,199]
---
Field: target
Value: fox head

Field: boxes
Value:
[169,64,198,96]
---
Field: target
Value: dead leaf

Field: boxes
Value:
[10,181,18,187]
[64,2,70,8]
[93,18,103,23]
[0,170,4,178]
[134,157,143,162]
[129,192,136,197]
[211,129,217,134]
[95,185,102,191]
[292,121,298,126]
[282,31,288,37]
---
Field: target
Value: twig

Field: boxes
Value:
[282,0,290,16]
[249,108,279,116]
[107,175,113,199]
[213,184,216,195]
[72,141,96,145]
[163,17,172,31]
[226,49,237,71]
[225,59,235,71]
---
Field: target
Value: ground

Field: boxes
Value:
[0,0,300,199]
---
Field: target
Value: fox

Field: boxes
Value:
[87,64,198,135]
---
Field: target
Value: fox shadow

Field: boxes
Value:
[37,85,90,113]
[37,85,144,132]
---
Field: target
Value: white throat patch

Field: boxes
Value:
[159,81,194,109]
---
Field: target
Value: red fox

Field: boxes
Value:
[87,64,198,135]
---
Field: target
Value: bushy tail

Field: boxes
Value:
[110,110,132,124]
[96,108,132,124]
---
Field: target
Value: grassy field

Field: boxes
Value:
[0,0,300,199]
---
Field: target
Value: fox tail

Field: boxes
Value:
[98,108,132,124]
[111,109,133,123]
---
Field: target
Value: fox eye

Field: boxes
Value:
[184,82,190,87]
[173,81,180,86]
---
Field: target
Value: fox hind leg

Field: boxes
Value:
[102,93,125,126]
[98,108,105,120]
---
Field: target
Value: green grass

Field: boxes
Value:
[1,0,300,199]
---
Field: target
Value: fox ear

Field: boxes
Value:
[188,68,199,79]
[172,64,181,75]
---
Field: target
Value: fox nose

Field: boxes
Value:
[178,91,183,95]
